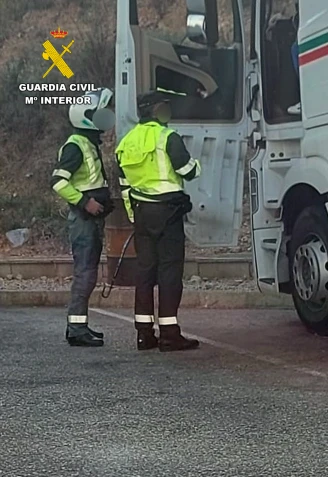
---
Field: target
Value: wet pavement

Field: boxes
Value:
[1,307,328,476]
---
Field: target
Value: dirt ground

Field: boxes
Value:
[0,199,251,258]
[0,0,252,259]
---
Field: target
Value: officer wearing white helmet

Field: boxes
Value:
[51,87,115,347]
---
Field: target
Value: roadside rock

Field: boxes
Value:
[6,228,30,248]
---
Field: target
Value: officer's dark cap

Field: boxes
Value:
[137,90,172,110]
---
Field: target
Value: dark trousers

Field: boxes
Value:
[291,41,299,78]
[133,201,185,330]
[67,210,104,336]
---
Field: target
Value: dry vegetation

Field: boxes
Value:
[0,0,253,256]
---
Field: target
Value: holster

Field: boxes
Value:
[166,194,192,224]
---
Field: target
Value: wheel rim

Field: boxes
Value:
[293,235,328,307]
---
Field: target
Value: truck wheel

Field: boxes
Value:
[290,205,328,335]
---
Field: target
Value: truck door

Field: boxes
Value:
[115,0,249,246]
[249,0,304,292]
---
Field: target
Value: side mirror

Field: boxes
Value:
[186,0,219,46]
[186,14,207,45]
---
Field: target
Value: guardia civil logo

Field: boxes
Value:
[42,27,74,79]
[18,28,97,105]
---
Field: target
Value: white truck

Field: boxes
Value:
[115,0,328,335]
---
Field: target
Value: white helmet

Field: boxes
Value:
[69,87,115,131]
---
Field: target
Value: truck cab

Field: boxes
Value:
[115,0,328,335]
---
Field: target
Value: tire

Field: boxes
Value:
[289,205,328,336]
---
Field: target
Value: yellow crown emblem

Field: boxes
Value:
[50,27,68,39]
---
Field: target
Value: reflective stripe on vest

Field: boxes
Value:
[155,128,182,193]
[116,123,183,197]
[58,134,106,192]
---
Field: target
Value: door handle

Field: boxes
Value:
[180,54,201,68]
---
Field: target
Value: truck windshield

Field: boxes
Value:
[132,0,244,122]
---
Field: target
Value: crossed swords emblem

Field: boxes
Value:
[42,39,75,79]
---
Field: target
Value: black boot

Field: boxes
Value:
[87,327,104,339]
[66,325,104,347]
[68,333,104,347]
[159,325,199,352]
[137,330,158,351]
[136,323,158,351]
[65,326,103,340]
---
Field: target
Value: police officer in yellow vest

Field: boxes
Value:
[51,87,115,347]
[116,89,201,352]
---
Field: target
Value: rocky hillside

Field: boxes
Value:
[0,0,252,256]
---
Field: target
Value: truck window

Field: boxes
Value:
[134,0,243,122]
[261,0,300,123]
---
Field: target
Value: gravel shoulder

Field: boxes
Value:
[0,276,258,292]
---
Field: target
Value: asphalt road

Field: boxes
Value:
[1,307,328,476]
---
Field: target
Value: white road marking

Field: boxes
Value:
[90,308,328,379]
